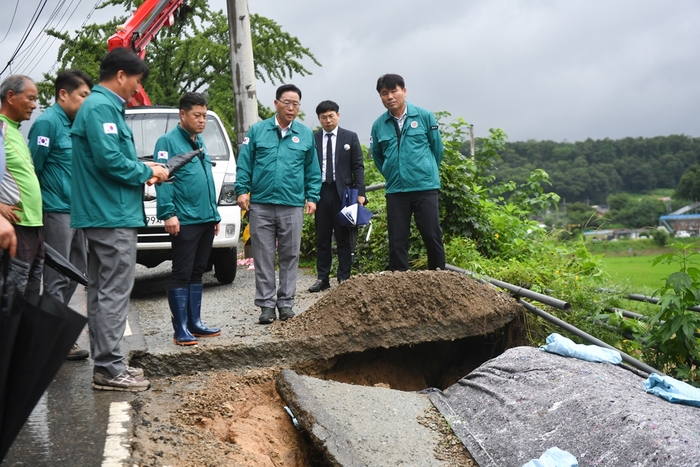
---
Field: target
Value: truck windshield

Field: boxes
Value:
[126,112,230,161]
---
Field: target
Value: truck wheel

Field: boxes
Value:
[213,247,237,284]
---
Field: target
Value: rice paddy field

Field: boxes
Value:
[601,254,677,293]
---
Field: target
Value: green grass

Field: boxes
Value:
[601,254,676,293]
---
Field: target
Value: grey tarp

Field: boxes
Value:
[428,346,700,467]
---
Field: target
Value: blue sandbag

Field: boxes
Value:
[644,373,700,408]
[540,333,622,364]
[522,447,578,467]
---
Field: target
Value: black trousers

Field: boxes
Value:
[386,190,445,271]
[169,222,216,289]
[315,183,354,282]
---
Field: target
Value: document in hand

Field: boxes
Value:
[338,203,372,227]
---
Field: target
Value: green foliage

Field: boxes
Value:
[652,229,669,247]
[37,0,320,143]
[436,114,559,258]
[675,164,700,201]
[646,244,700,384]
[565,202,602,229]
[607,196,667,229]
[495,135,700,204]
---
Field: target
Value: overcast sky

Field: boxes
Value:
[2,0,700,144]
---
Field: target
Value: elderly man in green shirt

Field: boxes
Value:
[0,75,43,296]
[29,69,93,361]
[71,48,168,392]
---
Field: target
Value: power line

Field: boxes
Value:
[14,0,83,75]
[0,0,49,77]
[0,0,21,44]
[12,0,71,72]
[21,0,85,76]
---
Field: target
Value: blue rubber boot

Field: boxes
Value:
[187,283,221,337]
[168,288,198,346]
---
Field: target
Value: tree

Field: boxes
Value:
[37,0,320,143]
[675,164,700,201]
[566,202,602,229]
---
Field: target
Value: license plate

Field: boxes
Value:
[146,216,163,225]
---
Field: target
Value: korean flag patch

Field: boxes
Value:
[242,136,249,145]
[157,151,169,161]
[103,123,118,134]
[37,136,50,147]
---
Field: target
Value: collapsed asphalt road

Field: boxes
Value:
[6,260,523,466]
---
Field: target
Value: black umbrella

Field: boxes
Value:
[146,149,203,185]
[0,252,87,462]
[43,242,88,287]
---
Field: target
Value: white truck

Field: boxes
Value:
[125,107,240,283]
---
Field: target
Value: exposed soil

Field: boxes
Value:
[276,269,520,339]
[131,270,522,466]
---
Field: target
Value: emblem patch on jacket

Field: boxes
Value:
[157,151,168,160]
[103,123,118,134]
[37,136,50,147]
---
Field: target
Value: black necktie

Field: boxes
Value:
[326,133,333,184]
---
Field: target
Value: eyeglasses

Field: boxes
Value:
[319,114,337,121]
[278,100,301,109]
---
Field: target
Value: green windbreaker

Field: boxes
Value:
[370,102,444,194]
[28,104,73,213]
[70,85,153,228]
[234,116,321,206]
[154,124,221,225]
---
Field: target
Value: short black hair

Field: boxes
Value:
[179,92,208,111]
[55,70,93,100]
[376,74,405,93]
[315,100,339,116]
[99,47,149,82]
[276,84,302,101]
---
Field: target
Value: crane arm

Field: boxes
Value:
[107,0,185,106]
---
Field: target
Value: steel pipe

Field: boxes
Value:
[627,293,700,313]
[445,263,571,310]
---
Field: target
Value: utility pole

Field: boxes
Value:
[226,0,259,155]
[469,124,475,160]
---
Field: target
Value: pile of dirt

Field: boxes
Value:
[277,269,521,339]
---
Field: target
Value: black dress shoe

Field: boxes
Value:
[258,307,276,324]
[308,279,330,293]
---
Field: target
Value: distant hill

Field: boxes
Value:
[492,135,700,204]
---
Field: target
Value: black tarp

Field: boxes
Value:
[429,346,700,467]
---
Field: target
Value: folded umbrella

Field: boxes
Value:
[43,243,88,287]
[0,252,87,461]
[146,148,202,185]
[337,203,373,227]
[337,187,373,228]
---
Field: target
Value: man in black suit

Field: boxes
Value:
[308,100,365,292]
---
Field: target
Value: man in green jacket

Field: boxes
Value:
[0,75,43,295]
[370,73,446,271]
[71,48,168,392]
[154,92,221,346]
[29,69,93,361]
[235,84,321,324]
